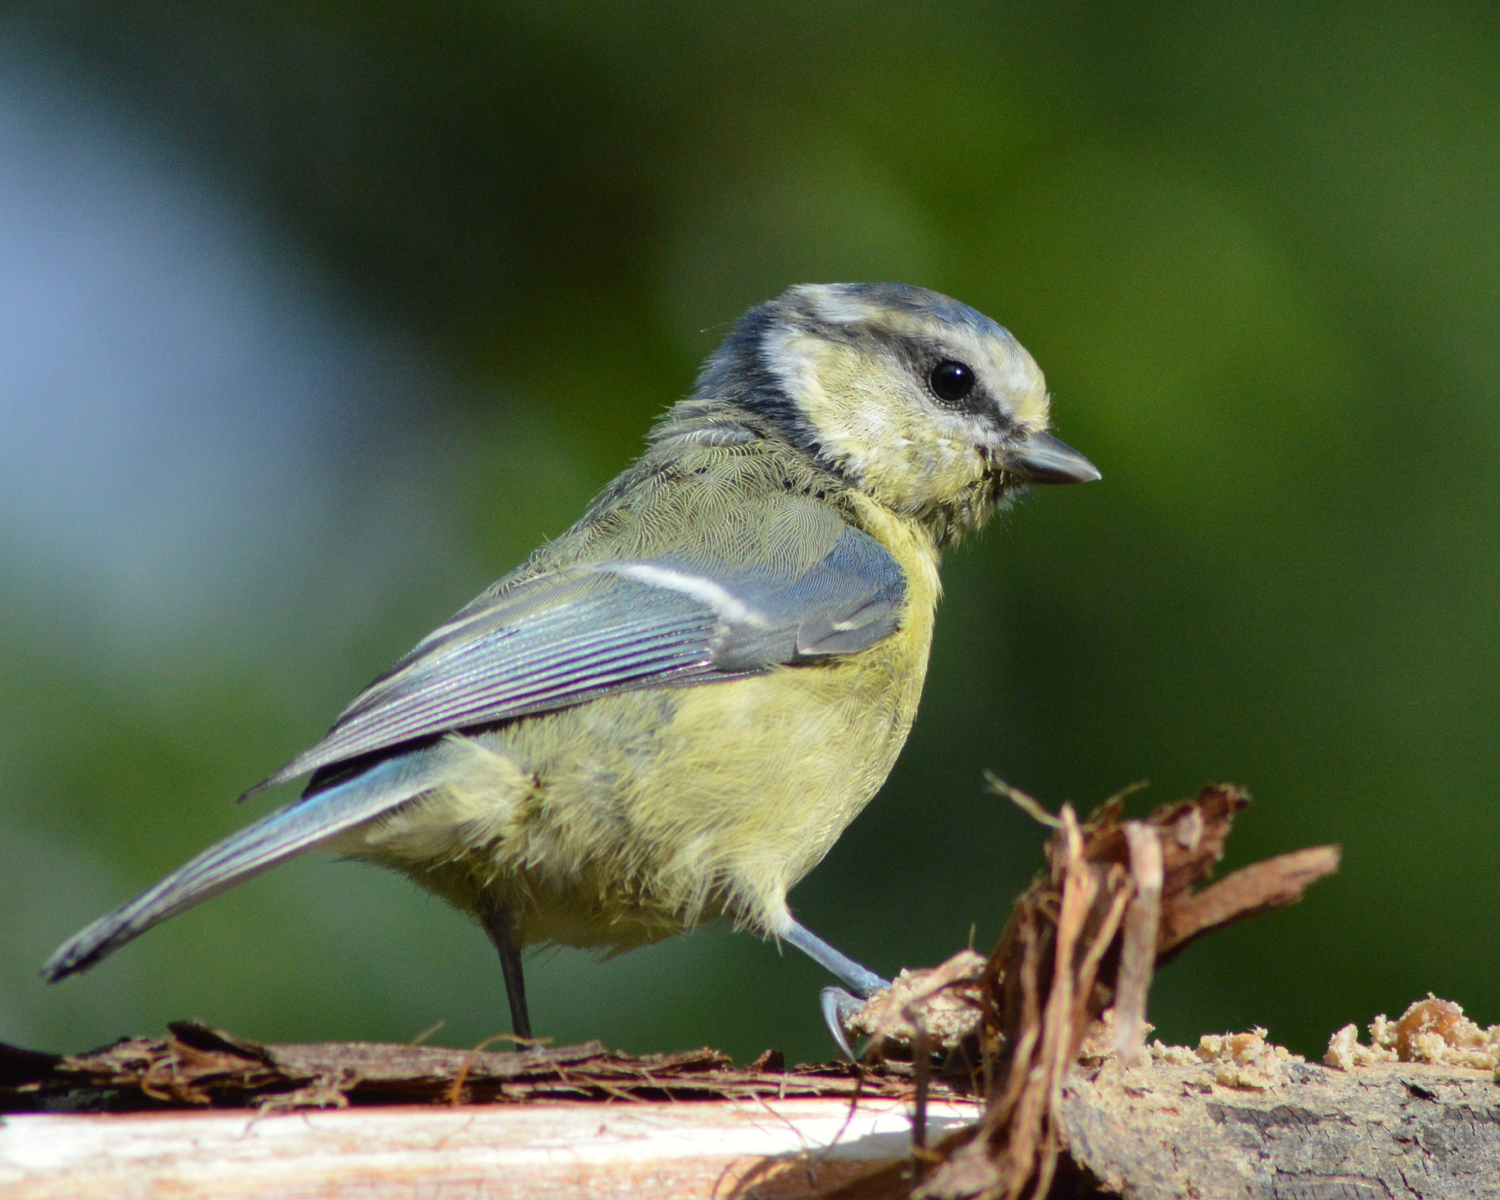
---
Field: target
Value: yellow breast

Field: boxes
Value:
[348,496,943,952]
[569,493,943,941]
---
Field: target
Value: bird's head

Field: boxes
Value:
[691,282,1099,543]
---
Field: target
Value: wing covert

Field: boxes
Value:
[254,525,905,793]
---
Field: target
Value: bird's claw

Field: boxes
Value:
[820,985,870,1061]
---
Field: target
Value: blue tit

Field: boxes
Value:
[44,283,1098,1046]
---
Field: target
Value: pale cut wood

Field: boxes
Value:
[0,1096,978,1200]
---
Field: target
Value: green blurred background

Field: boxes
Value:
[2,1,1497,1067]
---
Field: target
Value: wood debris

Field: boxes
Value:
[1179,1027,1302,1089]
[1325,996,1500,1071]
[829,783,1341,1200]
[846,951,988,1052]
[0,1020,956,1113]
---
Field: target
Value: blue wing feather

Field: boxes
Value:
[252,524,905,793]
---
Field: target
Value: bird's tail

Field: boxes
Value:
[42,746,448,981]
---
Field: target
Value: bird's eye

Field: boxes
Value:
[928,360,975,403]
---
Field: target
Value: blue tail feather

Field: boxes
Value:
[42,747,445,981]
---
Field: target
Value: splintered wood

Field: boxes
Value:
[840,783,1342,1200]
[0,1024,928,1112]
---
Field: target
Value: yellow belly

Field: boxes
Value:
[339,499,941,952]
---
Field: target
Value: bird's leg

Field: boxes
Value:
[783,919,889,995]
[479,904,533,1042]
[783,920,890,1060]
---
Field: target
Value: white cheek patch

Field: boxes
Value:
[845,375,906,438]
[763,325,874,468]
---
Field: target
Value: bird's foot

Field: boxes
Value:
[819,982,899,1062]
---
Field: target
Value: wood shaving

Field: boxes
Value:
[1190,1028,1302,1089]
[1325,996,1500,1071]
[846,951,987,1052]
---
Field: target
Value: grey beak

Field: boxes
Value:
[1007,431,1101,485]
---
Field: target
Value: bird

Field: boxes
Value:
[43,282,1099,1050]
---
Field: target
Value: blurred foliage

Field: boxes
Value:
[4,0,1500,1067]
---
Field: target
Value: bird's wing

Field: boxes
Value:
[38,519,900,978]
[251,523,906,793]
[43,519,905,981]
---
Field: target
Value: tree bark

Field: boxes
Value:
[1060,1057,1500,1200]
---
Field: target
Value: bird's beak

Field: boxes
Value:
[1006,431,1101,485]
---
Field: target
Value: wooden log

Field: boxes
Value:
[11,1056,1497,1200]
[1061,1056,1500,1200]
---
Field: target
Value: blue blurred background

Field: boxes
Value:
[2,2,1497,1067]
